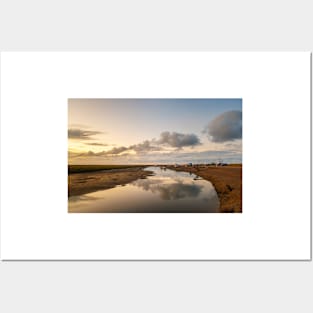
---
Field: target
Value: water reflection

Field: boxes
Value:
[69,166,220,213]
[131,178,203,200]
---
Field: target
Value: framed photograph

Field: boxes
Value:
[0,52,310,260]
[68,98,242,213]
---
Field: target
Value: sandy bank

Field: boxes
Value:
[167,165,242,213]
[68,167,153,197]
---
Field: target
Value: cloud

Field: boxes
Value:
[86,142,109,147]
[83,146,129,156]
[132,179,203,200]
[68,128,102,140]
[100,141,160,156]
[69,146,128,158]
[203,110,242,142]
[156,131,201,148]
[129,140,160,153]
[103,146,129,155]
[69,131,202,162]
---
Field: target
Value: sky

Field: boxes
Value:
[68,99,242,164]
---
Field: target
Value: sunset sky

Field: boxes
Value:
[68,99,242,164]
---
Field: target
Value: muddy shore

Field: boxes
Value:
[167,165,242,213]
[68,165,242,213]
[68,167,153,197]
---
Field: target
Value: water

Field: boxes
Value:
[68,166,220,213]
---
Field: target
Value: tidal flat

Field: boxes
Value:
[68,166,153,197]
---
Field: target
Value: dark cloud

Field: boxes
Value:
[68,128,103,140]
[86,142,109,147]
[103,146,129,155]
[203,110,242,142]
[156,131,201,148]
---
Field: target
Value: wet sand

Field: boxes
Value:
[68,167,153,197]
[167,165,242,213]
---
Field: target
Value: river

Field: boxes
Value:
[68,166,220,213]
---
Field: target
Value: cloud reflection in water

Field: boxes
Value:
[131,178,203,200]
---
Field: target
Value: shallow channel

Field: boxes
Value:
[68,166,220,213]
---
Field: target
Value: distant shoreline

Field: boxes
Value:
[68,164,151,174]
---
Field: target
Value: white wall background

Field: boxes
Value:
[0,1,312,313]
[1,52,310,261]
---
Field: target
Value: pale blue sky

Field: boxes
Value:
[68,99,242,164]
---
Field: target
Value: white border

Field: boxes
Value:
[0,52,311,260]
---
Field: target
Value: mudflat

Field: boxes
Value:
[167,165,242,213]
[68,167,153,197]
